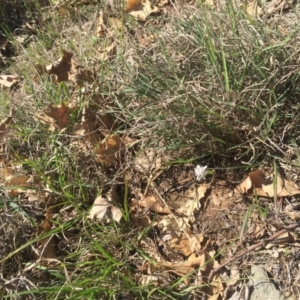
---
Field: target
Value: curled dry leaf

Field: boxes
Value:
[125,0,159,21]
[159,240,220,286]
[176,183,209,223]
[1,166,48,200]
[46,50,74,83]
[193,241,224,300]
[95,11,106,37]
[88,185,122,223]
[0,75,20,88]
[35,102,69,132]
[236,169,300,198]
[135,193,171,214]
[35,50,93,86]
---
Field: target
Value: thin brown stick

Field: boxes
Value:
[208,222,300,281]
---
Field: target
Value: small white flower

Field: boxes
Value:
[195,165,207,181]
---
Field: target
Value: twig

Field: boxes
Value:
[208,222,300,281]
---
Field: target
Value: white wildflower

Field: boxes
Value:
[195,165,207,181]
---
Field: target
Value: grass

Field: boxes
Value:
[1,0,300,299]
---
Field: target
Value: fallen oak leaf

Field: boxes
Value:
[236,169,300,197]
[88,185,122,223]
[89,196,112,219]
[46,50,73,83]
[35,102,69,132]
[262,175,299,197]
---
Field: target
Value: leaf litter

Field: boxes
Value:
[1,0,300,299]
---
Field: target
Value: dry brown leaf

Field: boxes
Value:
[228,265,240,286]
[74,108,100,146]
[158,240,220,282]
[265,231,295,248]
[125,0,159,21]
[96,134,122,166]
[284,204,300,220]
[139,274,169,286]
[72,108,119,159]
[171,233,203,257]
[176,183,208,223]
[95,11,106,37]
[135,193,171,214]
[88,185,122,223]
[4,174,29,196]
[0,75,20,88]
[158,184,207,256]
[194,242,223,299]
[96,113,118,134]
[156,0,169,7]
[39,209,57,259]
[236,169,300,198]
[35,102,69,132]
[262,176,299,197]
[246,0,262,17]
[108,17,124,33]
[2,167,46,199]
[1,167,17,180]
[46,50,74,83]
[125,0,143,12]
